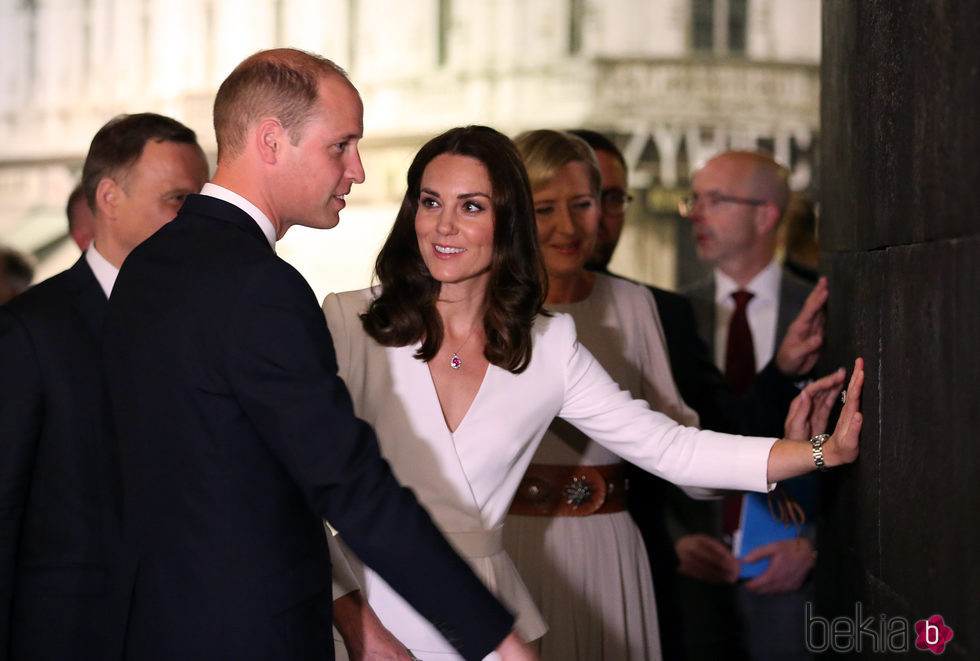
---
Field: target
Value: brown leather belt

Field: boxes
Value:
[508,463,628,517]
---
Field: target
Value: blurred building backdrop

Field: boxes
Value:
[0,0,819,300]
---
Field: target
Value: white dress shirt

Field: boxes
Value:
[85,244,119,298]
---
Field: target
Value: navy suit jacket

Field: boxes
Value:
[0,257,128,661]
[102,194,512,661]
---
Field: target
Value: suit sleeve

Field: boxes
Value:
[224,265,513,661]
[0,309,43,658]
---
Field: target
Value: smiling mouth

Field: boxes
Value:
[551,242,580,254]
[434,245,465,255]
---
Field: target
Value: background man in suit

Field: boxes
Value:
[572,130,822,436]
[67,183,97,251]
[102,48,533,661]
[0,112,209,660]
[674,150,820,660]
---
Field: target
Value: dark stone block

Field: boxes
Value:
[814,250,883,621]
[876,238,980,657]
[816,240,979,657]
[821,1,980,253]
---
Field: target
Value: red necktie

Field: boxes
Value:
[724,289,756,397]
[722,290,755,540]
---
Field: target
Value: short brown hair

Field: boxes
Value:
[213,48,350,161]
[81,113,201,211]
[513,129,602,197]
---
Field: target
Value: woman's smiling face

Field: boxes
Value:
[532,160,599,281]
[415,153,496,290]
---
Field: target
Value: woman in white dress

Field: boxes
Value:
[324,126,864,661]
[501,129,695,660]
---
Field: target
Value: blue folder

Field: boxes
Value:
[734,475,817,579]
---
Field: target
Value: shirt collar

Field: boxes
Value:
[85,243,119,298]
[714,256,782,305]
[201,182,277,250]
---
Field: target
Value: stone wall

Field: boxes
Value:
[817,2,978,658]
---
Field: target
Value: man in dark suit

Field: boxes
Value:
[672,150,822,660]
[0,113,209,660]
[571,130,825,660]
[102,48,532,661]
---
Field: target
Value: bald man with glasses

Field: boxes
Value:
[672,150,826,661]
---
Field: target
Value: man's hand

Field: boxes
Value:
[775,277,828,376]
[743,538,816,594]
[675,533,740,584]
[494,630,538,661]
[334,591,415,661]
[784,367,845,440]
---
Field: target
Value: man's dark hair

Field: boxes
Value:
[81,113,201,211]
[567,128,626,170]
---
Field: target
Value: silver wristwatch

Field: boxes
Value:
[810,433,830,471]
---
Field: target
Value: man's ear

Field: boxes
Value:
[756,201,782,236]
[95,177,120,221]
[256,119,285,164]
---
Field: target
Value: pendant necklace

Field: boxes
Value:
[450,322,480,370]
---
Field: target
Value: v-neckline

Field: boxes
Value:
[425,359,492,435]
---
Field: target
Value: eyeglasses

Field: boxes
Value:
[678,191,767,218]
[600,189,634,214]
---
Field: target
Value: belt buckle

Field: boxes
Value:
[560,467,607,516]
